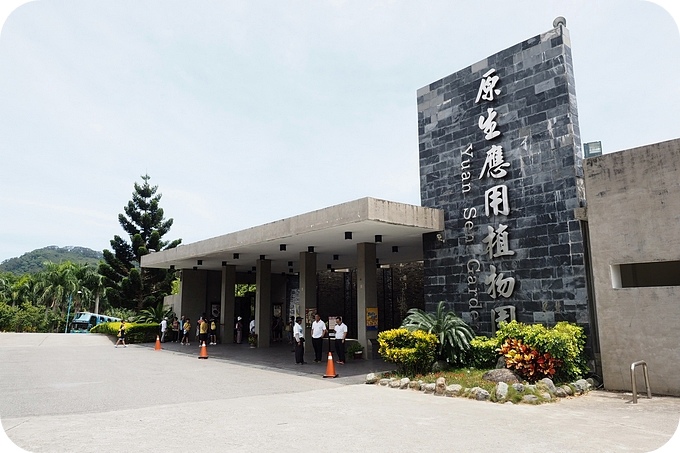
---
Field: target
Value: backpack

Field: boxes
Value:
[211,321,216,330]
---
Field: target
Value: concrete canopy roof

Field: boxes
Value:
[141,197,444,274]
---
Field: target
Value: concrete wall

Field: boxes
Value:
[584,138,680,396]
[418,23,588,335]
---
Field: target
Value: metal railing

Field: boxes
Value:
[630,360,652,404]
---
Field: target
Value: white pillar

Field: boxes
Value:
[299,251,317,332]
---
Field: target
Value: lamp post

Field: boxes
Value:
[65,290,82,333]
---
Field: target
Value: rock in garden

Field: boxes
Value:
[366,373,378,384]
[495,382,509,401]
[541,392,552,400]
[483,368,519,383]
[435,377,447,395]
[539,378,557,393]
[409,380,421,390]
[400,378,410,389]
[389,379,401,388]
[469,387,490,401]
[554,387,567,398]
[445,384,463,397]
[573,379,589,394]
[560,385,574,396]
[423,383,436,394]
[586,377,600,389]
[522,395,539,404]
[495,356,507,369]
[379,378,391,386]
[512,383,524,392]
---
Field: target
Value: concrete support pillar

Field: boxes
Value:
[299,251,317,332]
[357,242,377,358]
[220,265,236,344]
[255,259,272,348]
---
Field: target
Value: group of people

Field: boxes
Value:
[294,314,347,365]
[163,314,218,346]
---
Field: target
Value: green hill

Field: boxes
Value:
[0,246,103,275]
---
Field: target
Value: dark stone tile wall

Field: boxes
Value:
[417,25,588,335]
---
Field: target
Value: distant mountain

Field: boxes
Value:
[0,246,103,275]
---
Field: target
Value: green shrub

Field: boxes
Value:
[401,301,474,366]
[378,328,438,376]
[495,321,587,382]
[468,335,500,369]
[91,321,158,344]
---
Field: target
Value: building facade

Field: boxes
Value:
[417,23,590,337]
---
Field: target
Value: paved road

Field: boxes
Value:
[1,333,678,453]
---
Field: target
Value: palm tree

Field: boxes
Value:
[401,301,474,366]
[135,301,172,324]
[34,261,80,313]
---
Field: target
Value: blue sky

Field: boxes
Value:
[0,0,679,263]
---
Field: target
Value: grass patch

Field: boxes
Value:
[407,368,497,394]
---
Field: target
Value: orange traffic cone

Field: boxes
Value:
[155,335,162,350]
[198,341,208,359]
[323,351,338,378]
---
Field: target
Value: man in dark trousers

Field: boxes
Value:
[310,313,327,363]
[293,316,306,364]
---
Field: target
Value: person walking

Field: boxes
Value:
[181,317,191,346]
[160,317,168,343]
[115,321,127,348]
[310,313,327,363]
[235,316,243,344]
[293,316,306,364]
[334,316,348,364]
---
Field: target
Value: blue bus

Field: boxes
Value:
[70,312,121,333]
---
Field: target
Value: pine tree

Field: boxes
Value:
[99,174,181,310]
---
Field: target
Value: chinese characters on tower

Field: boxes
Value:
[461,68,517,329]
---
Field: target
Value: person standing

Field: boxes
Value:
[171,317,179,342]
[182,317,191,346]
[160,317,168,343]
[199,316,209,346]
[310,314,327,363]
[293,316,306,364]
[235,317,243,344]
[249,318,256,335]
[115,321,127,348]
[209,317,217,345]
[334,316,348,364]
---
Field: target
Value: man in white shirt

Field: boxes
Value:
[310,313,327,363]
[160,317,168,343]
[293,316,306,364]
[249,318,256,334]
[334,316,348,364]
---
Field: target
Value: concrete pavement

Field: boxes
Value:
[1,333,678,453]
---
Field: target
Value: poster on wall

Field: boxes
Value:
[289,289,300,320]
[366,307,378,331]
[305,308,316,328]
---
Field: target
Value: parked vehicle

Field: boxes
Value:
[70,312,121,333]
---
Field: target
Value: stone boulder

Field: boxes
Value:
[468,387,491,401]
[365,373,378,384]
[573,379,589,394]
[399,378,410,389]
[434,377,447,395]
[495,382,509,401]
[445,384,463,397]
[379,378,391,386]
[512,383,525,393]
[554,387,567,398]
[560,384,574,396]
[423,383,436,394]
[522,394,539,404]
[389,379,401,388]
[409,380,421,390]
[482,368,520,384]
[538,378,557,393]
[495,356,507,369]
